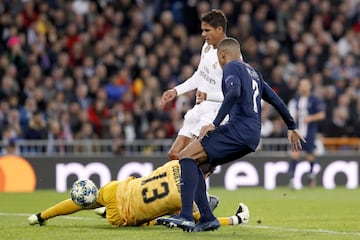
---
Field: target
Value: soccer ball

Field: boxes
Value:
[70,179,98,208]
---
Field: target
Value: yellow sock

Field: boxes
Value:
[193,211,200,222]
[217,217,231,226]
[141,220,156,226]
[41,199,82,220]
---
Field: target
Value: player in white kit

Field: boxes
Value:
[160,10,228,163]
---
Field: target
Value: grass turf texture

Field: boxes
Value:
[1,187,359,240]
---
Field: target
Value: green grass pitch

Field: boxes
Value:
[1,187,359,240]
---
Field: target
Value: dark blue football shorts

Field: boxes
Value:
[302,133,315,153]
[200,125,254,166]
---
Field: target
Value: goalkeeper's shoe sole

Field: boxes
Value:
[193,219,220,232]
[157,215,195,232]
[28,213,46,226]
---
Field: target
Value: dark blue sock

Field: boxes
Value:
[194,168,216,223]
[289,159,298,179]
[179,158,198,221]
[309,161,315,173]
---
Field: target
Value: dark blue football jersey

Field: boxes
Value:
[212,60,295,150]
[288,94,325,152]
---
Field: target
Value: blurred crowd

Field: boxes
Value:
[0,0,360,154]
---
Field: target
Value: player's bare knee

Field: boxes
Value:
[168,150,179,160]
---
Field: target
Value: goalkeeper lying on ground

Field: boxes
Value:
[28,161,249,230]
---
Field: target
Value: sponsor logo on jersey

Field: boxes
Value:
[199,69,216,85]
[172,165,181,193]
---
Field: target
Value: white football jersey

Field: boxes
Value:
[175,42,223,102]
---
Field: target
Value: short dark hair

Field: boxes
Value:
[201,9,227,32]
[218,37,240,51]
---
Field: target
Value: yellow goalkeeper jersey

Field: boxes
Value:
[96,161,182,226]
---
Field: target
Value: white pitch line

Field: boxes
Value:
[242,224,360,236]
[0,212,99,221]
[2,212,360,236]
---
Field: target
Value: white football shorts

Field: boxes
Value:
[178,101,224,138]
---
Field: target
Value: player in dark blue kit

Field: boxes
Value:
[157,38,304,232]
[287,78,325,188]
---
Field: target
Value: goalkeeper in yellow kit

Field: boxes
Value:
[28,161,249,229]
